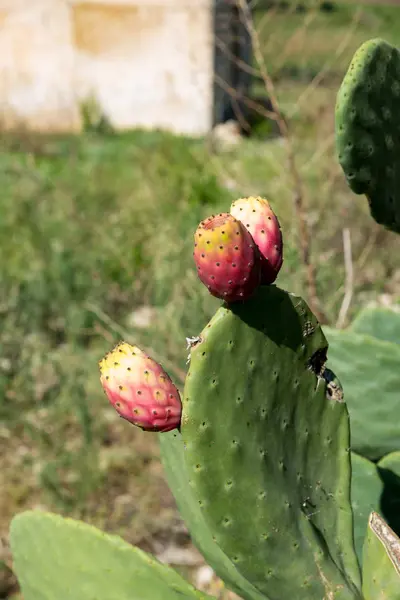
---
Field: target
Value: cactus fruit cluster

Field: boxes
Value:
[193,197,283,302]
[9,38,400,600]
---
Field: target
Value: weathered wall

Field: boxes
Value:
[0,0,78,131]
[0,0,213,134]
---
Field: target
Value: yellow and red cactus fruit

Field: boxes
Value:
[99,342,182,433]
[193,212,261,303]
[230,196,283,284]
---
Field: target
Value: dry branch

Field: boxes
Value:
[237,0,327,322]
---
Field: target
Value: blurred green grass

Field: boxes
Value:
[256,1,400,81]
[1,1,400,596]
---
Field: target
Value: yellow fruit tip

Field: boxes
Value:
[113,340,131,353]
[98,357,108,374]
[109,340,145,358]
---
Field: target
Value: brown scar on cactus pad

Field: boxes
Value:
[306,345,344,403]
[307,347,328,377]
[186,336,203,364]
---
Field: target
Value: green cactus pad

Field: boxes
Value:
[182,286,361,600]
[350,307,400,345]
[350,453,383,567]
[378,452,400,538]
[324,327,400,460]
[160,431,269,600]
[362,512,400,599]
[10,511,213,600]
[335,38,400,233]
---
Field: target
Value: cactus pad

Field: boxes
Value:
[350,306,400,346]
[324,326,400,460]
[378,451,400,539]
[182,286,361,599]
[362,512,400,599]
[160,431,269,600]
[335,38,400,233]
[10,511,213,600]
[350,453,383,567]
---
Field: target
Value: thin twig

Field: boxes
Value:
[273,9,319,74]
[300,133,336,175]
[325,228,378,313]
[237,0,326,322]
[214,36,261,79]
[86,302,187,384]
[259,0,305,57]
[289,7,362,118]
[336,228,353,329]
[356,229,380,271]
[255,5,279,41]
[214,73,277,121]
[212,73,294,191]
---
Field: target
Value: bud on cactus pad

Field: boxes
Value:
[230,196,283,284]
[193,213,261,302]
[99,342,182,433]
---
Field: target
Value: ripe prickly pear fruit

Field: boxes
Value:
[230,196,283,284]
[193,212,261,302]
[99,342,182,433]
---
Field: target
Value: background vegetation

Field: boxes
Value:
[1,1,400,597]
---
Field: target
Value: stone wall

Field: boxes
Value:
[0,0,213,134]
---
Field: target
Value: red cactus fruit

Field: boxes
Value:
[230,196,283,284]
[193,212,261,302]
[99,342,181,433]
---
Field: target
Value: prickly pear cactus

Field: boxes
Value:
[193,213,261,302]
[160,431,268,600]
[10,511,213,600]
[378,451,400,538]
[350,453,383,567]
[324,326,400,461]
[350,306,400,345]
[322,368,344,403]
[99,341,182,432]
[230,196,283,284]
[362,512,400,599]
[180,285,362,599]
[335,38,400,233]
